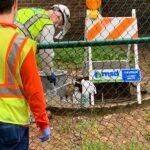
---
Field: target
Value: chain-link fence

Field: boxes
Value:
[18,0,150,149]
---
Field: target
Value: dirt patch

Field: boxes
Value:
[29,99,150,150]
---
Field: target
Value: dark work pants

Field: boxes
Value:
[0,122,29,150]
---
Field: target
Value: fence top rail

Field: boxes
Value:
[37,37,150,49]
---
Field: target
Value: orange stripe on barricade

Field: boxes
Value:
[86,18,112,40]
[132,32,138,38]
[106,18,136,39]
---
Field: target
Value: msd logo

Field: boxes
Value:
[94,70,120,78]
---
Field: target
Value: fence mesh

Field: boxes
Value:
[17,0,150,149]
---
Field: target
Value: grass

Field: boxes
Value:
[61,117,100,134]
[145,133,150,141]
[144,111,150,123]
[119,143,145,150]
[83,142,110,150]
[83,142,146,150]
[144,111,150,141]
[54,116,149,150]
[53,46,134,69]
[37,45,134,70]
[45,104,150,150]
[53,47,84,69]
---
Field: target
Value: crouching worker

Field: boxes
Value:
[14,4,71,85]
[0,0,50,149]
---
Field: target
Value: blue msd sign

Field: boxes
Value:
[91,69,141,83]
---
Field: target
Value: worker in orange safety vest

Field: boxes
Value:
[0,0,50,149]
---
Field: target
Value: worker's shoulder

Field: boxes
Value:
[15,34,36,49]
[26,38,37,52]
[18,7,47,13]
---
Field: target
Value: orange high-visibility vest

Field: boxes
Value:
[0,24,36,125]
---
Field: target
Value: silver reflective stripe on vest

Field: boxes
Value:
[14,14,49,39]
[7,35,25,85]
[14,21,31,38]
[0,34,25,97]
[25,14,49,28]
[0,87,24,96]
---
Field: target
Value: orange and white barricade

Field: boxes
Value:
[84,9,141,105]
[86,17,138,40]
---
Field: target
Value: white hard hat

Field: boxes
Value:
[51,4,71,40]
[51,4,70,25]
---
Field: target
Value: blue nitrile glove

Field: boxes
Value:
[47,73,56,85]
[38,128,51,142]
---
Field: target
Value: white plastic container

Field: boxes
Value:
[81,79,96,107]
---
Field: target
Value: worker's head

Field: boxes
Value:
[0,0,18,15]
[49,4,70,26]
[48,4,71,39]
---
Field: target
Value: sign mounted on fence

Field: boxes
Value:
[91,69,141,83]
[122,69,141,82]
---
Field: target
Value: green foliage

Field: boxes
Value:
[119,143,145,150]
[83,142,110,150]
[145,133,150,141]
[53,46,132,69]
[36,53,42,69]
[36,46,135,70]
[92,46,127,61]
[61,119,72,134]
[144,111,150,122]
[83,142,146,150]
[53,47,84,69]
